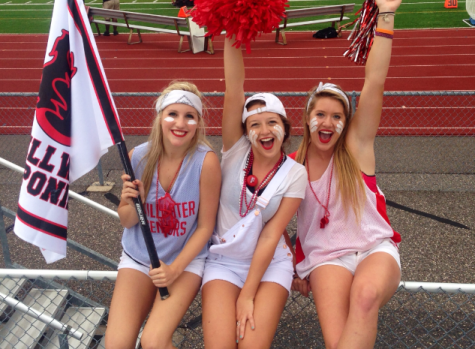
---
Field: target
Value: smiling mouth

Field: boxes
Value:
[260,137,274,150]
[171,130,187,138]
[318,131,333,144]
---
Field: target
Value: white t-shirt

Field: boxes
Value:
[215,136,307,238]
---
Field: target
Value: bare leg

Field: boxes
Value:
[202,280,241,349]
[309,265,353,349]
[104,20,110,35]
[105,269,156,349]
[337,252,400,349]
[140,271,202,349]
[238,282,288,349]
[112,18,119,35]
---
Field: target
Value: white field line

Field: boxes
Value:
[2,44,475,52]
[1,34,473,41]
[2,52,475,60]
[0,0,466,5]
[2,106,474,111]
[3,63,475,70]
[1,76,475,82]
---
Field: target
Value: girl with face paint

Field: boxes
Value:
[201,37,307,348]
[287,0,403,348]
[105,81,221,349]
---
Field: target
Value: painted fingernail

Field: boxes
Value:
[251,326,255,330]
[236,340,239,343]
[240,335,243,339]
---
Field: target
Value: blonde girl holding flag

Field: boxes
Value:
[105,81,221,349]
[289,0,403,347]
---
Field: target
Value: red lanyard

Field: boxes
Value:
[305,150,333,229]
[239,149,284,218]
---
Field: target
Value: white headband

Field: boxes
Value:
[306,82,350,113]
[156,90,203,116]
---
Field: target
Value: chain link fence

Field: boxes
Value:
[1,91,474,183]
[0,272,474,348]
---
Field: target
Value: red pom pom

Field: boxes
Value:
[192,0,289,53]
[343,0,379,65]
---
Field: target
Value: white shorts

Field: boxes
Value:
[117,251,206,278]
[202,252,294,293]
[310,239,401,277]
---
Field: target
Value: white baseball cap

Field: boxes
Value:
[242,93,287,123]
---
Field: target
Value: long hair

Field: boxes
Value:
[295,85,365,219]
[140,81,212,199]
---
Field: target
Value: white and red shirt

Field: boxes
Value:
[289,152,401,279]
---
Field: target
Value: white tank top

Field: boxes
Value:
[294,155,401,278]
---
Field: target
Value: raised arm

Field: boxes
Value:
[222,36,246,151]
[347,0,402,174]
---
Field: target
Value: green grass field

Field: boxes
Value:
[0,0,471,34]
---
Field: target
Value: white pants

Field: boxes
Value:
[117,251,206,278]
[202,247,294,293]
[310,239,401,276]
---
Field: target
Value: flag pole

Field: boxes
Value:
[116,141,170,300]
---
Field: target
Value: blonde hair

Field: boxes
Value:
[140,81,212,199]
[295,85,365,219]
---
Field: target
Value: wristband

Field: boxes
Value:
[375,31,394,39]
[376,28,394,35]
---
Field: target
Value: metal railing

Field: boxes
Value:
[0,270,475,348]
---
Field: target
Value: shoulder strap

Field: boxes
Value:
[256,157,296,209]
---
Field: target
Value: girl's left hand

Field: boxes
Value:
[236,295,256,342]
[149,261,179,287]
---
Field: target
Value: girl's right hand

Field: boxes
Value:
[291,276,311,298]
[120,174,145,206]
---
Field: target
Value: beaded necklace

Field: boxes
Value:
[155,157,184,237]
[239,149,284,218]
[305,150,333,229]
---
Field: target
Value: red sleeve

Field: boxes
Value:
[288,151,297,160]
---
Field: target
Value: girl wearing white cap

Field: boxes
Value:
[289,0,402,347]
[201,37,307,348]
[105,81,221,349]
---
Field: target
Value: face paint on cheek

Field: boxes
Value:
[310,118,318,133]
[271,125,284,141]
[336,121,344,134]
[187,120,197,125]
[163,117,174,123]
[248,130,258,147]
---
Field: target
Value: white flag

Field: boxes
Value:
[14,0,124,263]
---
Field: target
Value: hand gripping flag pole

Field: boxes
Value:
[14,0,169,299]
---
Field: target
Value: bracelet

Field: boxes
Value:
[375,31,394,39]
[378,12,395,23]
[376,28,394,35]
